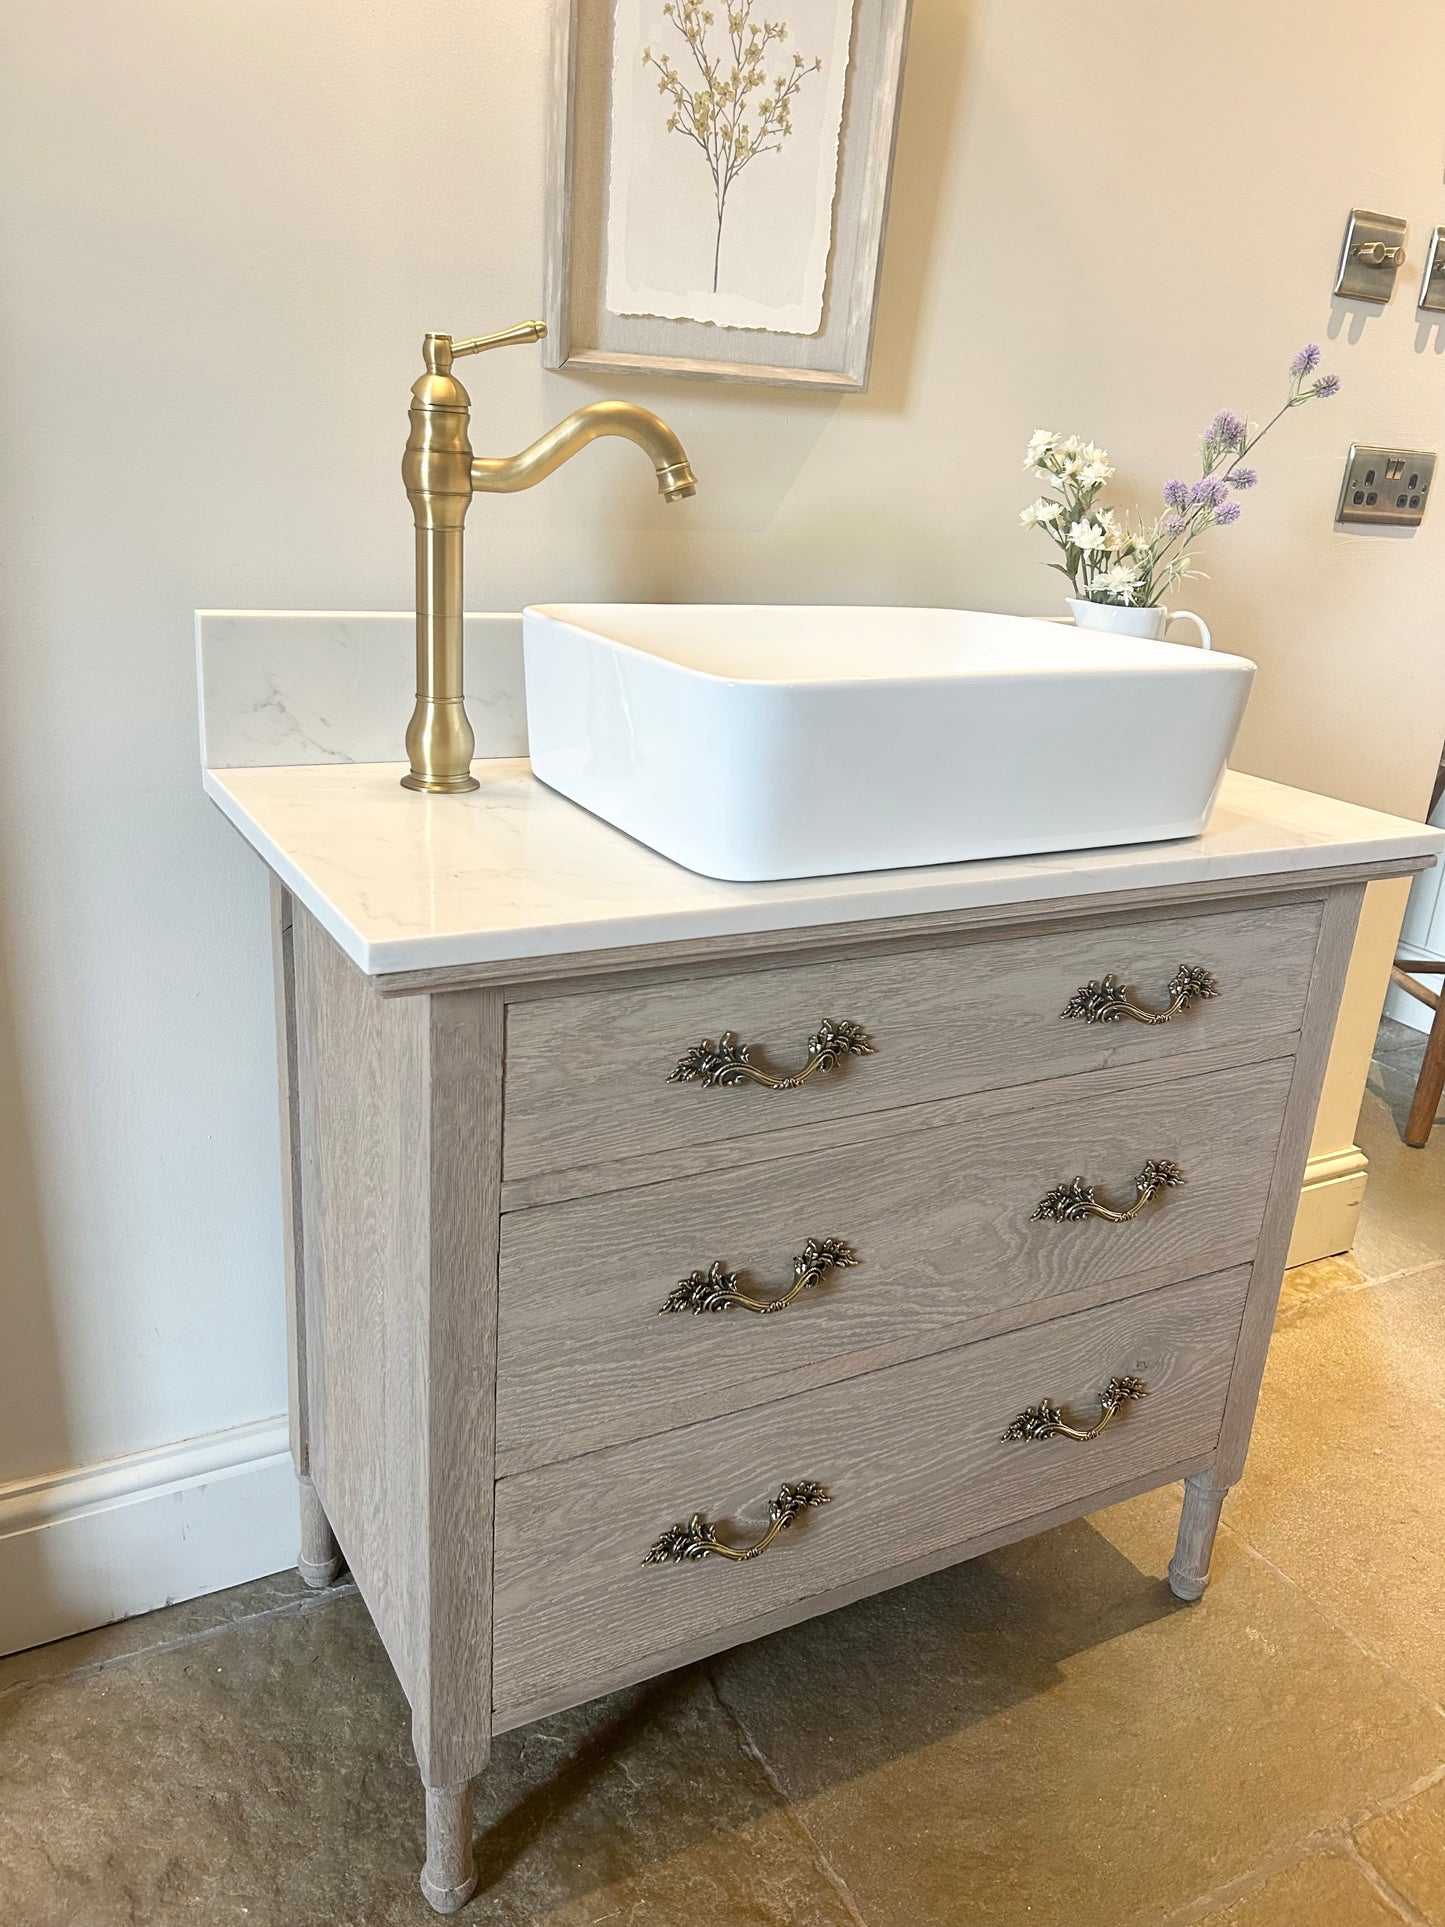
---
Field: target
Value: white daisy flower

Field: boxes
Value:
[1019,498,1064,527]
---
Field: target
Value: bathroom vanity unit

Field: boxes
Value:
[206,737,1440,1912]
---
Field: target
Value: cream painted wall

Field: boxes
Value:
[2,2,1442,1515]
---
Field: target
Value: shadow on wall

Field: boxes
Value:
[860,0,975,416]
[0,897,71,1658]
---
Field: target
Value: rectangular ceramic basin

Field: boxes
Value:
[521,604,1256,883]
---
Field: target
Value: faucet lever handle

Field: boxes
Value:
[423,322,546,375]
[452,320,547,356]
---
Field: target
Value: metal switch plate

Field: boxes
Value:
[1336,444,1435,527]
[1334,209,1408,302]
[1420,228,1445,313]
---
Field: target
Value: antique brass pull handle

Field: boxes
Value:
[670,1018,874,1090]
[1003,1375,1148,1442]
[659,1238,858,1315]
[644,1481,830,1564]
[1033,1158,1185,1224]
[1062,964,1218,1026]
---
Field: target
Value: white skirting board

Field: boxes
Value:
[0,1418,297,1659]
[1287,1143,1370,1267]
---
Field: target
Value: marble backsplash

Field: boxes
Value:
[196,610,526,769]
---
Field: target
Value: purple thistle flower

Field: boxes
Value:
[1206,409,1246,448]
[1290,344,1322,378]
[1229,467,1258,490]
[1162,513,1188,538]
[1188,475,1229,508]
[1313,373,1341,399]
[1163,478,1190,509]
[1215,500,1242,525]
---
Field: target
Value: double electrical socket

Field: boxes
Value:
[1336,445,1436,528]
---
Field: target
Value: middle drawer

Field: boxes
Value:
[496,1054,1292,1472]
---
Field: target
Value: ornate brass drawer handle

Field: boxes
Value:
[1062,964,1219,1026]
[1003,1375,1148,1443]
[644,1481,830,1564]
[669,1018,874,1090]
[659,1237,859,1316]
[1033,1158,1184,1224]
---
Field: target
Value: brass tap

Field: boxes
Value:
[400,322,697,793]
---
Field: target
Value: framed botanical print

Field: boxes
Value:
[544,0,913,390]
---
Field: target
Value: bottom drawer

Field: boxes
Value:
[491,1267,1249,1726]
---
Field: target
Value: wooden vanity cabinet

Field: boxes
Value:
[273,869,1368,1913]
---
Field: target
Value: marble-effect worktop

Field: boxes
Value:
[198,610,1445,976]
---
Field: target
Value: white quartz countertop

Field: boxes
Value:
[204,760,1445,977]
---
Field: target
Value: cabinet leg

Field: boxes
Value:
[1168,1472,1230,1602]
[297,1475,343,1589]
[420,1781,478,1915]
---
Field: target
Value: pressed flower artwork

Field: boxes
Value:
[605,0,856,334]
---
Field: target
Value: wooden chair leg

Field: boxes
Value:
[1405,992,1445,1148]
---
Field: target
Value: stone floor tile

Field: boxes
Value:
[1352,1085,1445,1280]
[0,1593,856,1927]
[1188,1849,1410,1925]
[1356,1776,1445,1925]
[711,1487,1445,1927]
[0,1568,338,1698]
[1276,1250,1370,1318]
[1374,1015,1435,1078]
[1222,1263,1445,1703]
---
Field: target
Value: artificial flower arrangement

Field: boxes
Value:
[1020,347,1341,607]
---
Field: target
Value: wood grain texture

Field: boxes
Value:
[269,879,309,1475]
[372,863,1428,997]
[296,906,429,1698]
[292,908,498,1785]
[492,1448,1211,1735]
[497,1057,1292,1472]
[544,0,913,389]
[1212,883,1366,1484]
[502,901,1322,1181]
[297,1475,343,1589]
[419,1783,478,1915]
[1168,1470,1229,1602]
[499,1030,1298,1213]
[490,1268,1249,1723]
[418,987,502,1786]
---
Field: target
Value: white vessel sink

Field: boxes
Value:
[521,604,1256,883]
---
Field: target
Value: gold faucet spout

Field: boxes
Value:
[471,400,698,502]
[401,330,696,794]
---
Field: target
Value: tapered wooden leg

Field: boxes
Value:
[1168,1472,1230,1602]
[297,1474,343,1589]
[420,1781,478,1915]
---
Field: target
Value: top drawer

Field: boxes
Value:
[502,899,1322,1182]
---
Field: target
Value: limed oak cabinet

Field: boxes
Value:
[262,824,1427,1911]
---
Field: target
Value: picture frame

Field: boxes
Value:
[544,0,914,392]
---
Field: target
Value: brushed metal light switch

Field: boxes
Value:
[1334,209,1407,303]
[1420,228,1445,314]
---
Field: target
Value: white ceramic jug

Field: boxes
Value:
[1067,598,1212,650]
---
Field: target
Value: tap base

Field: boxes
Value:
[400,770,480,794]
